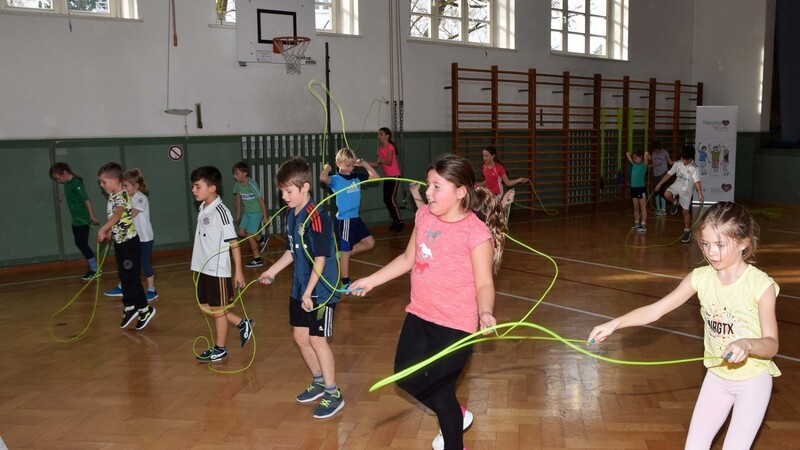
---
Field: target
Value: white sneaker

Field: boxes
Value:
[431,407,473,450]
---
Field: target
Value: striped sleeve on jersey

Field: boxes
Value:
[215,204,233,225]
[305,202,323,233]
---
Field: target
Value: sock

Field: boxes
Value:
[148,287,156,292]
[341,277,351,286]
[88,257,98,271]
[138,306,149,314]
[313,372,324,385]
[124,305,135,312]
[215,345,226,350]
[254,256,262,261]
[324,383,338,395]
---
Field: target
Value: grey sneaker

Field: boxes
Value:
[312,389,345,419]
[296,382,325,403]
[669,203,679,215]
[636,224,647,232]
[681,231,691,243]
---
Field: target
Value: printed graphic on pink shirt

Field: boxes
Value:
[414,230,439,274]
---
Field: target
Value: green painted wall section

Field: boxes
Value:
[0,133,447,268]
[1,131,793,268]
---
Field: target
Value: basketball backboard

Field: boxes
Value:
[236,0,315,65]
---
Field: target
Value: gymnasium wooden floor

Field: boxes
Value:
[1,203,798,449]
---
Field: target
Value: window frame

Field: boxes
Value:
[550,0,628,61]
[1,0,136,20]
[410,0,495,48]
[214,0,358,36]
[315,0,336,33]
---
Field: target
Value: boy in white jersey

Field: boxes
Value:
[655,145,704,243]
[190,166,253,362]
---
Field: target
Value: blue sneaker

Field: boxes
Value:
[104,285,123,297]
[146,290,158,302]
[312,389,345,419]
[296,383,325,403]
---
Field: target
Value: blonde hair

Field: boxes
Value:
[335,148,357,165]
[428,154,507,273]
[123,168,149,194]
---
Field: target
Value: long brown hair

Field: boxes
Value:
[428,154,507,273]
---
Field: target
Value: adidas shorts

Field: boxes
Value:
[196,273,234,307]
[289,297,336,337]
[337,217,371,252]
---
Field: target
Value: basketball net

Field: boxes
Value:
[273,37,310,75]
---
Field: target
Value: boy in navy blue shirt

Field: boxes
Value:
[259,156,344,419]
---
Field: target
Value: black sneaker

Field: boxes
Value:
[238,318,253,347]
[395,221,404,233]
[259,235,269,253]
[120,306,138,328]
[388,222,399,232]
[135,306,156,330]
[81,270,101,281]
[196,346,227,362]
[245,258,263,268]
[681,231,691,244]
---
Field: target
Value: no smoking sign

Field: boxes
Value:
[168,145,184,161]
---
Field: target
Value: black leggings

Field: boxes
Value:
[72,225,95,260]
[394,313,472,450]
[383,179,402,224]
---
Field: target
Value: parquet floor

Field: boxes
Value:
[1,203,798,449]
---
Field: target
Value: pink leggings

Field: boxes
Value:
[685,371,772,450]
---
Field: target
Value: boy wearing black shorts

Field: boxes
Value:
[259,156,344,419]
[190,166,253,362]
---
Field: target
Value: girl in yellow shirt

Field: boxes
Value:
[589,202,779,450]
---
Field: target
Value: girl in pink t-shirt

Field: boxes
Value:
[350,154,507,450]
[370,127,404,232]
[480,145,529,198]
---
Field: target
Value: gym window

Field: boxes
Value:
[216,0,359,35]
[550,0,628,60]
[410,0,515,50]
[216,0,235,24]
[2,0,138,19]
[315,0,359,35]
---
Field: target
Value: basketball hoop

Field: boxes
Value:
[273,36,310,75]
